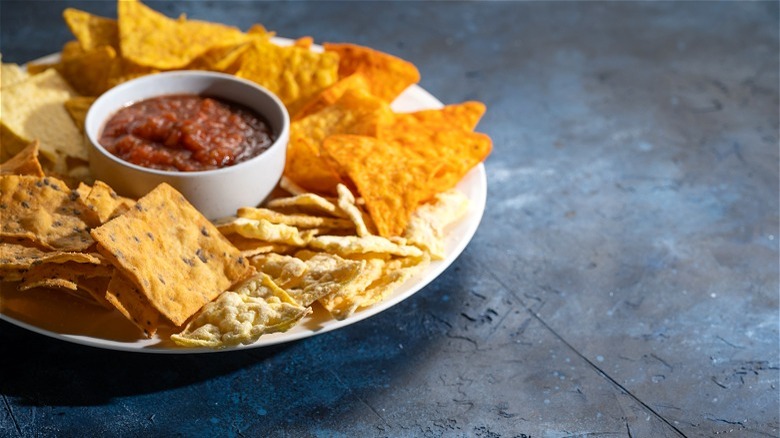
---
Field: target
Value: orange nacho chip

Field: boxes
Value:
[323,42,420,102]
[322,135,441,237]
[284,89,392,194]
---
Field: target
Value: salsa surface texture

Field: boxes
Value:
[99,94,274,172]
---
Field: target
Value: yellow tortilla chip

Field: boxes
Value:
[0,140,45,177]
[292,72,372,120]
[63,8,119,51]
[118,0,250,70]
[236,38,339,114]
[0,69,85,170]
[64,96,96,133]
[90,183,253,326]
[388,101,486,134]
[1,61,29,88]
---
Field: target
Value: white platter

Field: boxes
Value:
[0,44,487,353]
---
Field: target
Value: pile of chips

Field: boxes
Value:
[0,0,491,348]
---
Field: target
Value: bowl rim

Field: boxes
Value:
[85,70,290,179]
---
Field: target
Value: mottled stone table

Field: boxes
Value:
[1,1,778,437]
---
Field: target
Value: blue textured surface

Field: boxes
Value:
[1,1,778,437]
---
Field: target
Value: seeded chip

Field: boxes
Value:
[80,180,135,226]
[90,183,253,326]
[323,42,420,103]
[0,140,45,177]
[118,0,250,70]
[0,175,94,251]
[105,270,161,337]
[171,273,311,348]
[0,242,102,270]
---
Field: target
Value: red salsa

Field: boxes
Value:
[99,94,274,172]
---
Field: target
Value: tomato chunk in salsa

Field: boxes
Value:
[99,94,274,172]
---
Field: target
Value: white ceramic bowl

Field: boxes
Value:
[85,71,290,220]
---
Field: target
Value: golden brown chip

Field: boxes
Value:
[118,0,250,70]
[387,101,486,134]
[56,45,117,96]
[63,8,119,51]
[265,192,346,218]
[247,253,308,289]
[104,270,161,337]
[323,42,420,102]
[90,183,253,326]
[0,242,102,270]
[335,183,375,237]
[0,140,45,177]
[0,175,94,251]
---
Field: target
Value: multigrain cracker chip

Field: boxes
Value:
[105,270,161,337]
[323,42,420,102]
[0,141,45,177]
[171,273,311,348]
[0,175,94,251]
[118,0,250,70]
[90,183,253,326]
[0,242,102,270]
[80,180,135,226]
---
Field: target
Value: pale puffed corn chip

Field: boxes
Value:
[171,273,311,348]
